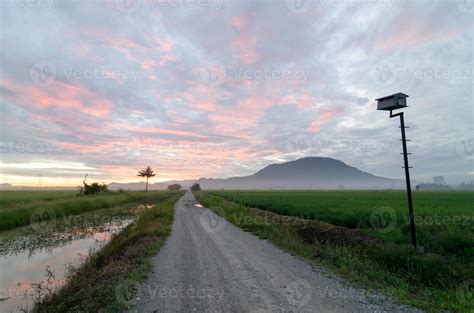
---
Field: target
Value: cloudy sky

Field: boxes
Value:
[0,0,472,187]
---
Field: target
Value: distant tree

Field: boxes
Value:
[190,183,201,191]
[137,166,156,192]
[167,184,182,191]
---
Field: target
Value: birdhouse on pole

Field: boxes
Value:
[376,92,409,111]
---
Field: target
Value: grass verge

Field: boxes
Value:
[33,191,183,312]
[195,191,472,312]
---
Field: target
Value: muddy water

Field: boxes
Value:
[0,220,131,312]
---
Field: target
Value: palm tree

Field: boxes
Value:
[137,166,156,192]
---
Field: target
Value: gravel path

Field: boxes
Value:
[131,191,419,312]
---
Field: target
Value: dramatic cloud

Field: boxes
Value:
[0,0,472,186]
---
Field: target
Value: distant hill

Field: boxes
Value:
[0,183,13,190]
[0,183,76,191]
[194,157,404,190]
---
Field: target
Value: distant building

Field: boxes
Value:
[416,183,451,190]
[415,176,451,190]
[458,181,474,190]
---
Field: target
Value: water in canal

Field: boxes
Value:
[0,219,131,312]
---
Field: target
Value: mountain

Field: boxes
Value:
[194,157,404,190]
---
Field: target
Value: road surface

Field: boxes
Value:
[131,191,418,312]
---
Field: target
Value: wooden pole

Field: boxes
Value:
[390,110,417,248]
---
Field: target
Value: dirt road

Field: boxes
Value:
[131,191,417,312]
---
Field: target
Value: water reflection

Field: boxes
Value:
[0,219,131,312]
[0,218,131,258]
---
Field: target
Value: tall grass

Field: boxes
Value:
[0,191,167,231]
[0,190,77,207]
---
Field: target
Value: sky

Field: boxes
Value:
[0,0,472,187]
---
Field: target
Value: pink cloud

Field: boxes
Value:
[191,102,218,112]
[33,112,108,137]
[151,35,175,52]
[58,135,264,181]
[2,80,111,117]
[307,110,339,132]
[207,96,274,140]
[112,121,210,139]
[231,15,259,64]
[166,108,188,124]
[141,59,159,70]
[374,7,465,50]
[78,27,176,65]
[282,92,319,110]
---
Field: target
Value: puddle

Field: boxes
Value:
[0,219,132,312]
